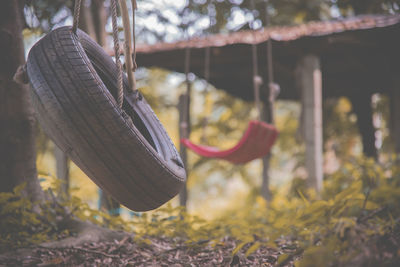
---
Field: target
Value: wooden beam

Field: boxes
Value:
[296,54,323,193]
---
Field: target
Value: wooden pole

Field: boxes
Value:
[178,93,190,207]
[390,80,400,155]
[54,145,69,200]
[296,54,323,194]
[261,0,274,201]
[349,93,377,159]
[179,48,192,207]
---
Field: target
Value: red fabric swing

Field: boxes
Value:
[181,120,278,164]
[179,7,278,165]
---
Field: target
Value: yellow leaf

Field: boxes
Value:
[232,241,248,256]
[277,254,290,265]
[245,242,261,257]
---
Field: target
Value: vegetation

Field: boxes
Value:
[2,157,400,265]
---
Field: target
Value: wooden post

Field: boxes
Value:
[54,145,69,200]
[261,152,271,200]
[178,93,190,207]
[296,54,323,194]
[390,82,400,154]
[99,190,120,216]
[349,93,377,159]
[260,0,274,201]
[178,47,192,207]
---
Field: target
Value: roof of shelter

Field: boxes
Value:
[137,15,400,52]
[135,14,400,101]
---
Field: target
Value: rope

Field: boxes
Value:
[264,0,275,124]
[201,47,211,142]
[181,47,191,139]
[204,47,210,82]
[251,0,262,120]
[252,44,262,120]
[119,0,135,91]
[72,0,82,34]
[265,0,274,85]
[111,0,124,109]
[131,0,138,71]
[200,1,214,141]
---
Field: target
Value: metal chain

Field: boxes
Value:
[72,0,82,34]
[111,0,124,109]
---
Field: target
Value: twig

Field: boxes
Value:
[159,239,210,254]
[361,187,371,211]
[357,206,387,223]
[38,245,120,258]
[72,246,120,258]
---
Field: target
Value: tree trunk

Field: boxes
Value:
[78,0,96,39]
[77,0,120,214]
[0,0,44,201]
[54,145,69,200]
[91,0,108,48]
[349,93,377,159]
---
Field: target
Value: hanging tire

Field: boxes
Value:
[27,26,186,211]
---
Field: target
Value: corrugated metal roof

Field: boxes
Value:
[137,14,400,53]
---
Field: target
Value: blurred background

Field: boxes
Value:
[24,0,399,219]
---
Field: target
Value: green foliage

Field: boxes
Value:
[0,183,55,251]
[2,157,400,265]
[130,157,400,266]
[0,179,125,252]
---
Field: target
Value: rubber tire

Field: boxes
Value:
[27,26,186,211]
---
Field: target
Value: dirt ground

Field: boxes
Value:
[0,235,292,266]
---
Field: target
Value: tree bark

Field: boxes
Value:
[0,0,44,201]
[78,0,96,39]
[91,0,108,48]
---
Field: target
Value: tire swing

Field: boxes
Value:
[26,0,186,211]
[180,2,278,165]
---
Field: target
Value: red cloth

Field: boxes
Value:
[181,120,278,164]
